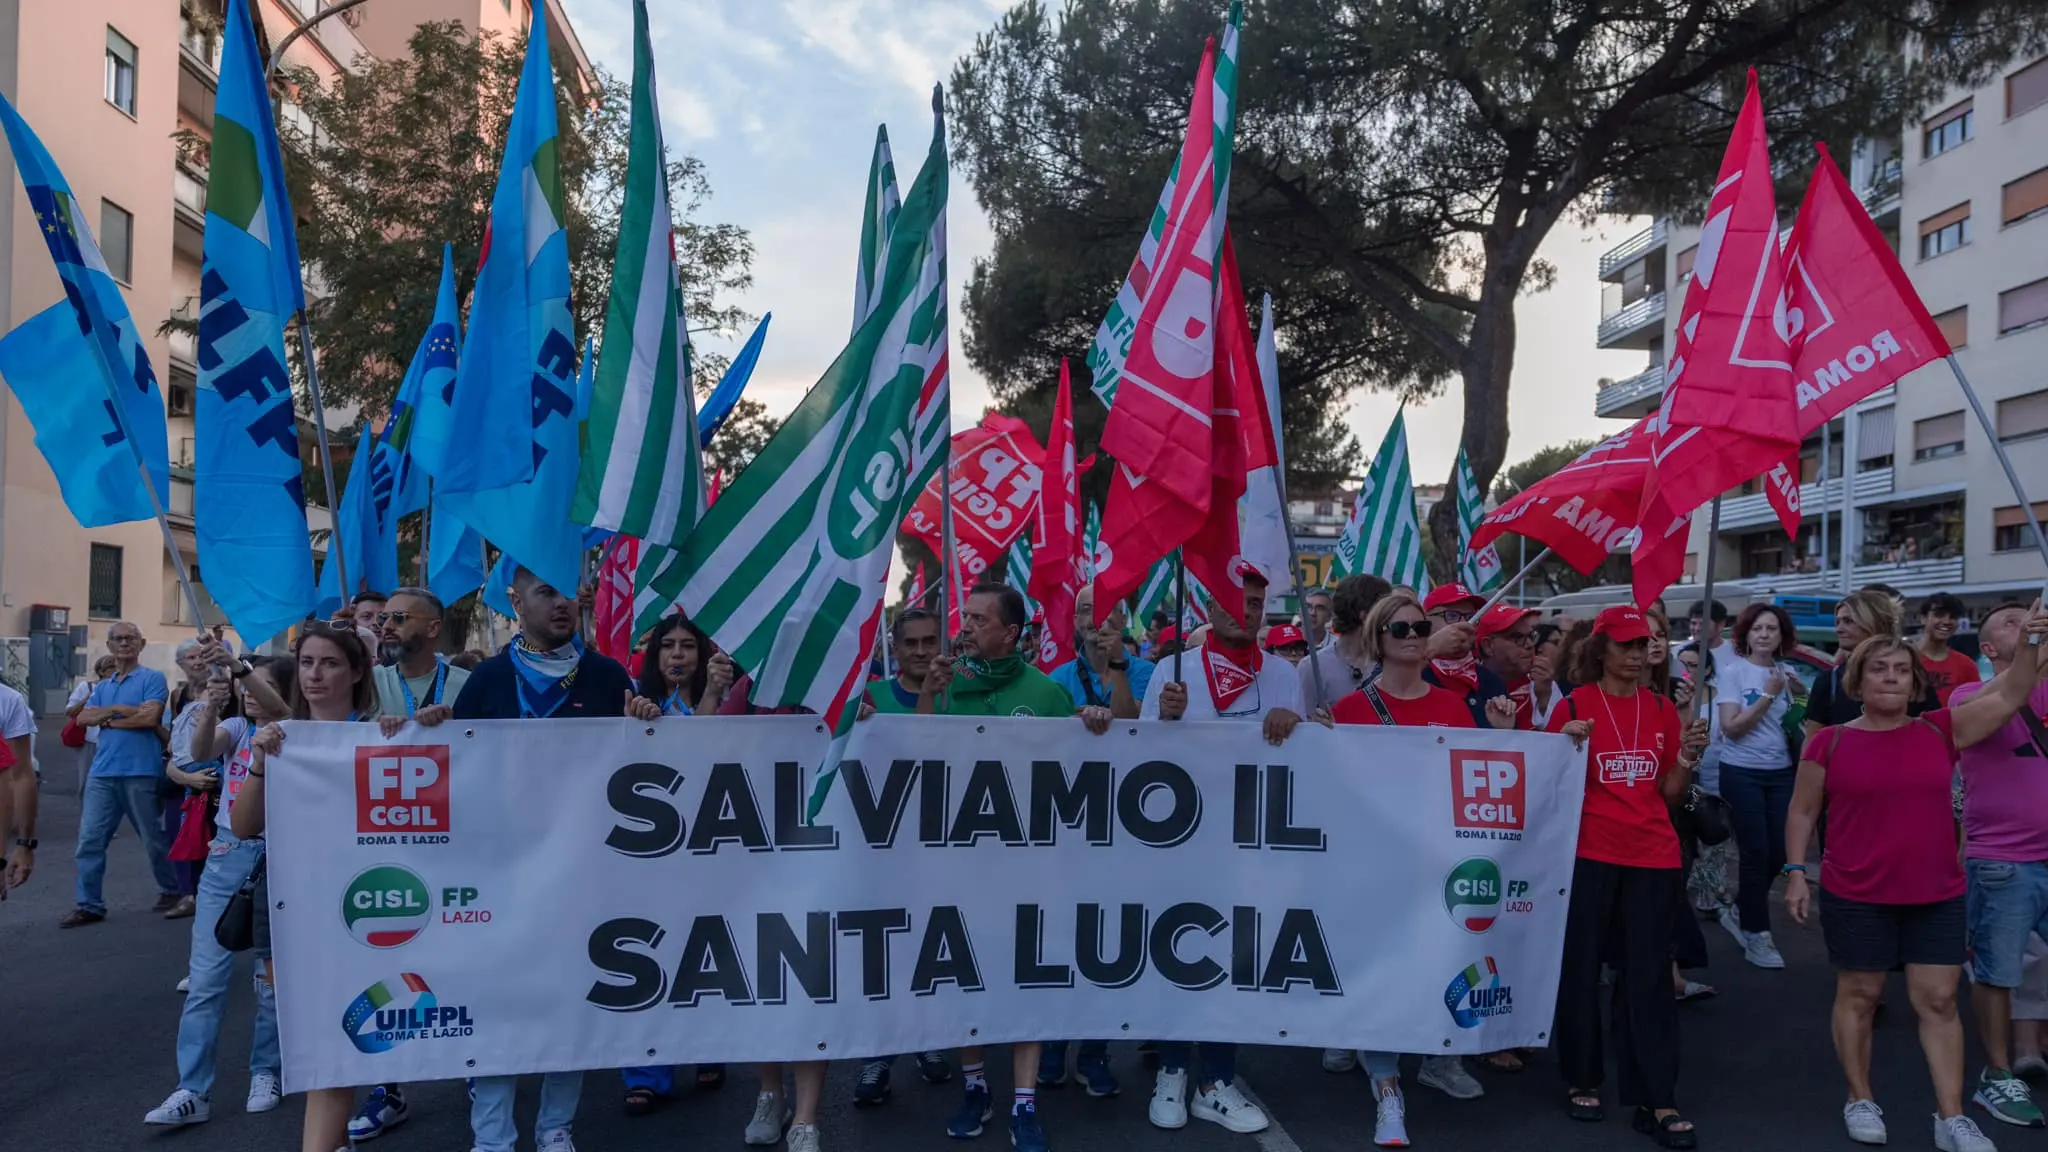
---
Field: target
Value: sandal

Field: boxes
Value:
[696,1064,727,1090]
[1567,1088,1605,1122]
[1633,1107,1698,1149]
[623,1086,658,1115]
[1480,1050,1525,1073]
[1675,980,1717,1002]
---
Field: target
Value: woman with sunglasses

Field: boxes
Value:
[1329,592,1516,1146]
[1549,606,1708,1149]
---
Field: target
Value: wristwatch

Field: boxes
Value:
[230,660,253,679]
[13,837,35,850]
[1107,659,1130,671]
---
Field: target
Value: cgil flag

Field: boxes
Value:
[1334,409,1429,593]
[574,0,704,552]
[697,313,770,448]
[194,0,315,646]
[0,94,172,527]
[1453,447,1503,592]
[1471,417,1677,578]
[1026,361,1084,672]
[632,91,952,739]
[852,125,901,334]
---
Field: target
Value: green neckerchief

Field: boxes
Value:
[950,652,1029,698]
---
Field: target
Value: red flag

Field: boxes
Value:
[706,468,724,506]
[1758,142,1953,526]
[906,562,929,609]
[592,535,641,666]
[1027,362,1084,670]
[1470,418,1684,578]
[1637,71,1801,604]
[900,414,1046,592]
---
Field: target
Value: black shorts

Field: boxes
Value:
[1819,888,1965,971]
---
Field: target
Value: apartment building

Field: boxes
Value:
[1593,52,2048,614]
[0,0,591,677]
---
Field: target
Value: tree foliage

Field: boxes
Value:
[950,0,2048,566]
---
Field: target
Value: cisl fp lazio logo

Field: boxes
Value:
[1444,858,1503,932]
[343,864,432,948]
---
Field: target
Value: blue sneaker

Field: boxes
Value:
[1010,1102,1050,1152]
[854,1059,893,1107]
[347,1085,409,1141]
[1076,1055,1120,1099]
[917,1051,954,1084]
[1038,1046,1068,1087]
[949,1083,994,1139]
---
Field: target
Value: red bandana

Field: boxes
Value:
[1431,656,1478,695]
[1204,641,1263,713]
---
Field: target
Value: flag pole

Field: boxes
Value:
[1691,494,1725,721]
[1171,548,1186,683]
[417,501,432,587]
[480,538,499,654]
[1477,546,1554,618]
[1948,355,2048,643]
[294,318,350,601]
[939,437,957,711]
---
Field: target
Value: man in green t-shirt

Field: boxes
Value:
[865,608,942,715]
[919,584,1101,720]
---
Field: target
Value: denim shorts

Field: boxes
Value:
[1966,859,2048,988]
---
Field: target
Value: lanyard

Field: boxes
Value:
[664,691,694,717]
[397,659,449,718]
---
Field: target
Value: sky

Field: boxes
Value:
[557,0,1654,488]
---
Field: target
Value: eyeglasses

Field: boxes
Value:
[1433,609,1472,624]
[1383,619,1435,639]
[107,633,141,644]
[1500,630,1537,647]
[375,611,437,626]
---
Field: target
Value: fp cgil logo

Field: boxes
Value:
[357,746,450,840]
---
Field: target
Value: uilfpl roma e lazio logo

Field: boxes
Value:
[1444,958,1514,1029]
[1443,858,1503,932]
[341,973,475,1054]
[343,864,432,948]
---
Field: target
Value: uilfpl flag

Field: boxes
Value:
[633,91,952,741]
[1334,410,1429,593]
[1453,448,1503,592]
[418,11,563,497]
[194,0,315,646]
[698,313,770,448]
[438,14,583,594]
[574,0,704,553]
[0,94,171,528]
[852,125,900,333]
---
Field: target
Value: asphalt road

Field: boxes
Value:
[0,734,2024,1152]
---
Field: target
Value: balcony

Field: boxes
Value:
[1596,291,1666,349]
[1849,555,1964,593]
[173,157,206,263]
[1599,221,1668,280]
[1855,384,1896,411]
[1851,467,1893,503]
[1595,364,1665,418]
[1717,476,1848,531]
[167,297,199,369]
[177,20,220,124]
[1863,157,1902,227]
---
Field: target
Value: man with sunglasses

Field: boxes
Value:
[1476,604,1542,729]
[1954,601,2048,1128]
[1420,584,1515,729]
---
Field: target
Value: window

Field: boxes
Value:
[2004,167,2048,226]
[1857,406,1896,471]
[100,200,133,283]
[1861,499,1964,564]
[88,544,123,619]
[1674,245,1697,286]
[104,27,137,116]
[1913,411,1966,460]
[1934,306,1969,350]
[1997,388,2048,442]
[2002,277,2048,334]
[1918,202,1970,259]
[1995,501,2048,552]
[2010,57,2048,119]
[1924,99,1973,157]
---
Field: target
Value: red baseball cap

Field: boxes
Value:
[1593,604,1653,643]
[1263,624,1306,650]
[1423,583,1484,613]
[1153,625,1180,646]
[1475,604,1537,642]
[1233,558,1271,585]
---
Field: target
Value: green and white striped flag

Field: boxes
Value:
[633,95,951,729]
[852,125,900,334]
[1333,409,1430,592]
[1134,556,1209,632]
[1454,446,1504,592]
[572,0,702,547]
[1005,535,1039,618]
[1082,500,1103,581]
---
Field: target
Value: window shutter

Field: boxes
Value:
[2009,57,2048,118]
[2001,277,2048,333]
[1920,202,1972,236]
[1934,306,1968,350]
[1914,411,1965,452]
[1996,389,2048,440]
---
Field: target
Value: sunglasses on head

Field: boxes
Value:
[1383,619,1434,639]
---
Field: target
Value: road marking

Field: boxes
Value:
[1235,1076,1304,1152]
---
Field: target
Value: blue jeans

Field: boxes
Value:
[174,837,278,1095]
[1359,1051,1401,1082]
[1967,859,2048,988]
[471,1071,581,1152]
[1156,1041,1236,1086]
[74,774,180,913]
[1040,1040,1110,1073]
[1721,763,1793,933]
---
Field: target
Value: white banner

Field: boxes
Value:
[267,716,1587,1092]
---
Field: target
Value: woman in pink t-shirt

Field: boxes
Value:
[1785,609,2048,1151]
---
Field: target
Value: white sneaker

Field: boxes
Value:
[1417,1055,1484,1100]
[535,1131,576,1152]
[1743,930,1787,970]
[1322,1047,1358,1073]
[1935,1113,1999,1152]
[246,1073,282,1114]
[1148,1069,1188,1130]
[1373,1085,1410,1147]
[1718,904,1746,947]
[1191,1080,1268,1134]
[787,1122,820,1152]
[144,1089,211,1126]
[176,976,189,993]
[1843,1099,1887,1145]
[744,1091,791,1145]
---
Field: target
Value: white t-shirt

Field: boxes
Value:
[216,718,257,823]
[1143,648,1304,721]
[169,698,209,768]
[1712,656,1793,769]
[0,683,35,741]
[67,680,98,743]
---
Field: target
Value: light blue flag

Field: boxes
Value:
[194,0,315,646]
[427,502,487,606]
[0,94,171,526]
[414,18,566,496]
[313,425,382,615]
[697,313,769,448]
[572,336,595,422]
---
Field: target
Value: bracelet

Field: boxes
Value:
[1781,863,1807,875]
[246,768,265,778]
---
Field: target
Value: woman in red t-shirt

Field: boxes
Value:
[1784,613,2048,1151]
[1546,606,1707,1148]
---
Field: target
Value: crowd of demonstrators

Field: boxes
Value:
[1787,604,2048,1152]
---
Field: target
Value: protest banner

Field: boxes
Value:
[266,716,1587,1092]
